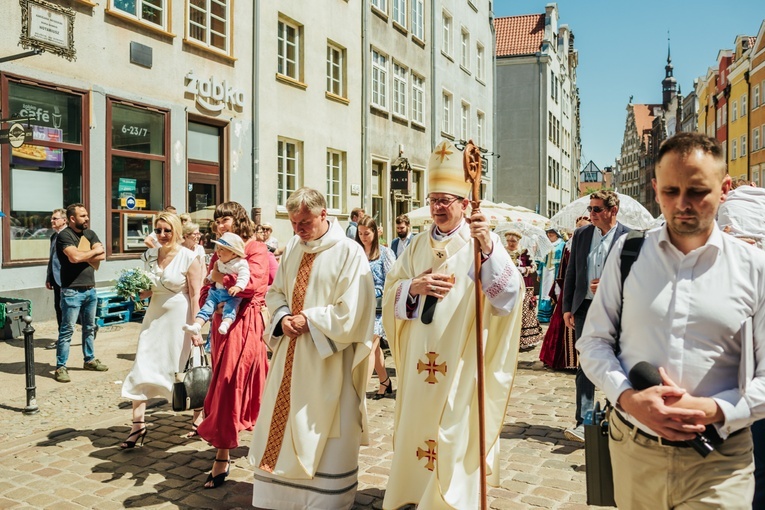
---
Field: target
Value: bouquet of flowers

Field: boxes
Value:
[115,268,152,310]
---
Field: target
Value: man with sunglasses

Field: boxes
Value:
[381,140,524,509]
[44,208,68,349]
[562,190,630,441]
[54,203,108,383]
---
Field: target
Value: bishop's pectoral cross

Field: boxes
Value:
[416,439,438,471]
[417,352,447,384]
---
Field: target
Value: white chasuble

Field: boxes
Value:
[382,222,524,510]
[248,217,374,510]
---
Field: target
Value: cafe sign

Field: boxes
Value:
[185,71,246,113]
[19,0,76,61]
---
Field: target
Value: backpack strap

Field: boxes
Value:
[614,230,646,355]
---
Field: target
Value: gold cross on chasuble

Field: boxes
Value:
[416,439,438,471]
[259,251,317,472]
[417,351,447,384]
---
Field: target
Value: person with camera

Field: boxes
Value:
[578,132,765,509]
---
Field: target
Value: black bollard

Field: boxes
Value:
[22,315,38,415]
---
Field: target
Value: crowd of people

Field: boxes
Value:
[39,131,765,509]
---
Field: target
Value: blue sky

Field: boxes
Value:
[493,0,764,170]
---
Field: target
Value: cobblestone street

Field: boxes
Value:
[0,320,608,509]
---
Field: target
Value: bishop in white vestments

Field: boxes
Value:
[248,188,375,510]
[382,140,525,509]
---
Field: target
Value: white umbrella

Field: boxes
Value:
[549,194,654,231]
[406,200,550,228]
[494,221,553,261]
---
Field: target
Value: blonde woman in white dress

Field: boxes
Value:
[120,212,202,448]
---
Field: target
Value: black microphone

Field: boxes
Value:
[628,361,715,458]
[421,295,438,324]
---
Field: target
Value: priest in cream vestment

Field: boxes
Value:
[382,141,524,509]
[248,188,375,510]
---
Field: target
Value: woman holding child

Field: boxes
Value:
[192,202,271,489]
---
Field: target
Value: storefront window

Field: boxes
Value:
[108,99,168,255]
[3,78,86,263]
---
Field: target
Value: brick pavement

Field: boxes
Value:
[0,319,610,509]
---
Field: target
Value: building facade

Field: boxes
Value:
[493,3,580,217]
[727,35,755,181]
[750,21,765,186]
[1,0,253,312]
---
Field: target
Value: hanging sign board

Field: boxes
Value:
[0,122,33,148]
[19,0,76,61]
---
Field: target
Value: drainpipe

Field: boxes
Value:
[538,55,545,215]
[251,0,261,222]
[745,70,751,181]
[430,0,437,151]
[490,7,496,200]
[361,1,369,210]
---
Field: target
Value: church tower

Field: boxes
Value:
[662,35,677,109]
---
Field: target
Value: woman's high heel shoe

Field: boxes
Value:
[204,458,231,489]
[372,377,393,400]
[120,421,148,449]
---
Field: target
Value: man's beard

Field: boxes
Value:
[75,221,88,230]
[397,231,407,239]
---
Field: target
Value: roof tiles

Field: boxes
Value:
[494,14,545,57]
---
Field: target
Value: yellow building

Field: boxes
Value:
[696,67,717,139]
[728,35,756,180]
[751,21,765,186]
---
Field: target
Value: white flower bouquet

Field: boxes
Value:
[115,268,152,310]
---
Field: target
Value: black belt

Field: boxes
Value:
[613,410,743,448]
[66,286,95,291]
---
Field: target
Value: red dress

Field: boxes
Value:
[539,247,578,370]
[197,238,270,449]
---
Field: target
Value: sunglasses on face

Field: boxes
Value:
[155,228,172,234]
[586,206,608,213]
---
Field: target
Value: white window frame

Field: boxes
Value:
[742,94,748,116]
[732,100,738,122]
[411,72,425,125]
[371,0,387,14]
[476,42,485,82]
[461,101,470,140]
[476,110,485,147]
[277,18,301,81]
[111,0,167,28]
[326,149,344,213]
[732,138,738,160]
[741,135,747,156]
[442,10,452,56]
[277,138,301,207]
[393,62,408,118]
[755,85,761,108]
[326,42,345,97]
[460,27,470,70]
[754,127,761,151]
[393,0,406,27]
[187,0,230,53]
[442,90,453,135]
[371,49,388,110]
[411,0,424,40]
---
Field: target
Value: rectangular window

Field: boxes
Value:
[393,0,406,27]
[112,0,166,28]
[411,0,424,40]
[442,91,452,135]
[476,111,485,147]
[326,43,345,97]
[755,127,761,151]
[277,18,301,81]
[732,138,738,160]
[722,106,727,125]
[108,98,169,255]
[393,62,408,117]
[461,102,470,140]
[411,73,424,125]
[442,11,452,56]
[732,100,738,121]
[326,149,344,212]
[188,0,229,53]
[460,28,469,70]
[550,70,555,99]
[4,79,87,262]
[755,85,761,108]
[371,0,387,13]
[476,43,484,81]
[277,138,301,207]
[371,49,388,110]
[742,94,748,116]
[741,135,747,156]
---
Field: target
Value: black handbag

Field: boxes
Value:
[375,295,383,314]
[584,401,615,506]
[172,347,212,412]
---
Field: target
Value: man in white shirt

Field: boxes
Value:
[578,132,765,509]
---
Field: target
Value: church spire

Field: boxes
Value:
[662,31,677,108]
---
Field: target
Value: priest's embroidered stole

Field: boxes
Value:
[259,251,317,472]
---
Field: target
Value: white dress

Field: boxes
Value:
[121,247,197,401]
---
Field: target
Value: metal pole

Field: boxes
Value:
[22,315,38,415]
